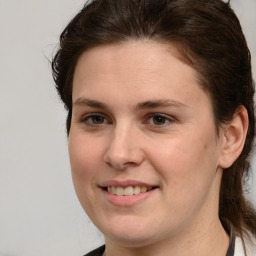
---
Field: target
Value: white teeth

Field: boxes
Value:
[116,187,124,196]
[107,186,152,196]
[124,186,133,196]
[134,186,140,195]
[111,187,116,194]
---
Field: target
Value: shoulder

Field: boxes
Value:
[83,245,105,256]
[234,234,256,256]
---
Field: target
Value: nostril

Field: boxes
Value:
[104,159,137,170]
[104,161,112,167]
[123,162,137,167]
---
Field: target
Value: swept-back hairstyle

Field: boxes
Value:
[52,0,256,251]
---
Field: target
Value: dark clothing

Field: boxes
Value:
[84,245,105,256]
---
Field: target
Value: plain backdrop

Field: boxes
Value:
[0,0,255,255]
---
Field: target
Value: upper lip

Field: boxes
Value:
[99,180,158,188]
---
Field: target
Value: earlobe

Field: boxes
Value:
[218,106,248,169]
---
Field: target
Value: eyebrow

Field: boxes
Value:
[73,98,108,109]
[135,99,188,110]
[73,98,188,110]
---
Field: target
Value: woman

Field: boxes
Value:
[52,0,256,255]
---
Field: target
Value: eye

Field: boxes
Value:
[151,115,168,125]
[82,114,108,125]
[146,113,174,127]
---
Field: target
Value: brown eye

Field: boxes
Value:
[145,113,174,128]
[152,115,167,125]
[82,114,108,125]
[91,115,105,124]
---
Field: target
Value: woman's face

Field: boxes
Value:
[69,41,225,246]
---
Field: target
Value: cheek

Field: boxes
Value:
[148,130,219,199]
[68,133,103,211]
[68,137,104,215]
[68,133,103,179]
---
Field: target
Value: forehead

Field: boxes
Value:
[74,40,193,77]
[72,40,210,111]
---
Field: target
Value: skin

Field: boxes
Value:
[69,41,248,256]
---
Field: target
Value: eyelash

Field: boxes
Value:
[145,113,175,128]
[80,113,110,126]
[80,113,175,128]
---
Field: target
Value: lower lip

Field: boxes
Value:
[102,188,156,207]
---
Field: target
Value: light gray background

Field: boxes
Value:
[0,0,255,255]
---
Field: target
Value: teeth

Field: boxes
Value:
[107,186,151,196]
[141,186,147,193]
[116,187,124,196]
[124,186,133,196]
[134,186,140,195]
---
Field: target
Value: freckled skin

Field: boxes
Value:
[69,41,229,255]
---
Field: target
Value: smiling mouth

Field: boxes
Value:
[105,186,158,196]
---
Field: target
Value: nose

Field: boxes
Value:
[103,125,144,170]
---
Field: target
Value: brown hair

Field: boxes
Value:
[52,0,256,249]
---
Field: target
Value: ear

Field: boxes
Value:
[218,106,248,169]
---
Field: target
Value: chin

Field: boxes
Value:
[105,229,159,248]
[98,215,168,248]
